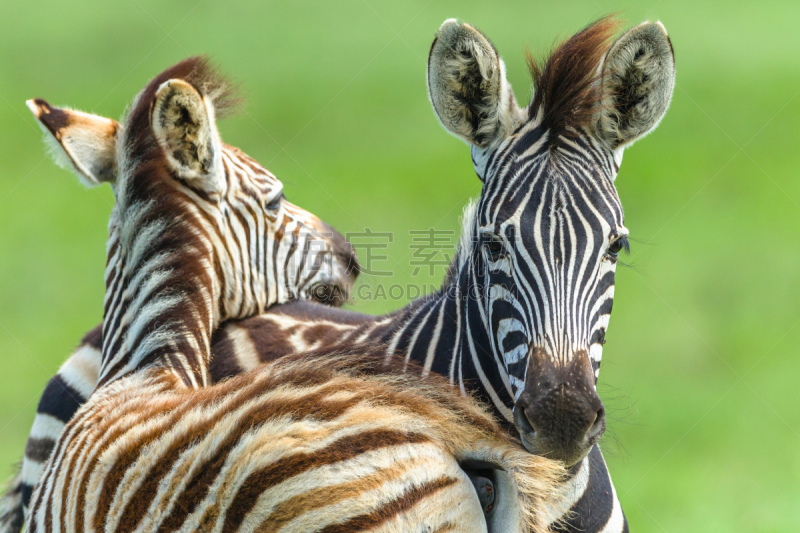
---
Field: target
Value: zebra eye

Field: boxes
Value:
[482,234,506,260]
[265,194,282,211]
[607,236,629,258]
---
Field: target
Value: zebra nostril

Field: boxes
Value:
[471,475,495,515]
[514,404,536,437]
[586,406,605,441]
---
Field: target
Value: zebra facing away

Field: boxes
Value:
[22,57,567,533]
[23,94,359,390]
[41,351,566,532]
[2,16,675,533]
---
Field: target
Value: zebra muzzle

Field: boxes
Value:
[513,350,606,466]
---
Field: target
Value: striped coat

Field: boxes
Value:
[28,353,564,533]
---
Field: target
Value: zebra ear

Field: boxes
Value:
[151,78,222,186]
[26,99,119,188]
[598,21,675,149]
[427,19,522,149]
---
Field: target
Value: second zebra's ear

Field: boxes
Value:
[26,99,119,187]
[151,78,223,189]
[427,19,523,150]
[598,21,676,149]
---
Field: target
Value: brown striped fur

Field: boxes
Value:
[29,353,565,532]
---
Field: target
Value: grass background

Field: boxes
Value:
[1,1,799,530]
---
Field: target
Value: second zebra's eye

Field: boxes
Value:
[482,233,506,260]
[265,194,283,211]
[607,236,629,258]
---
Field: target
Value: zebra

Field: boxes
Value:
[5,16,675,532]
[23,56,566,533]
[38,349,566,532]
[27,85,358,388]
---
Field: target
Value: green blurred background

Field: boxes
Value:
[1,1,798,530]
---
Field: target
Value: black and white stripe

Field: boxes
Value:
[97,144,354,389]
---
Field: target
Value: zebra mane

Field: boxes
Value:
[100,57,243,387]
[526,15,621,147]
[442,197,479,288]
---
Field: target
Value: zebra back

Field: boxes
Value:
[27,351,564,533]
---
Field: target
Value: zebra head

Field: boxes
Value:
[26,59,359,315]
[428,18,675,465]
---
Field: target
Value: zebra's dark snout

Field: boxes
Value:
[514,349,605,466]
[311,220,360,305]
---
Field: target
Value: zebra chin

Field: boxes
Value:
[512,347,606,467]
[514,410,604,467]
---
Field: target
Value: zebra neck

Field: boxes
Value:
[384,266,515,423]
[99,199,220,389]
[385,286,459,377]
